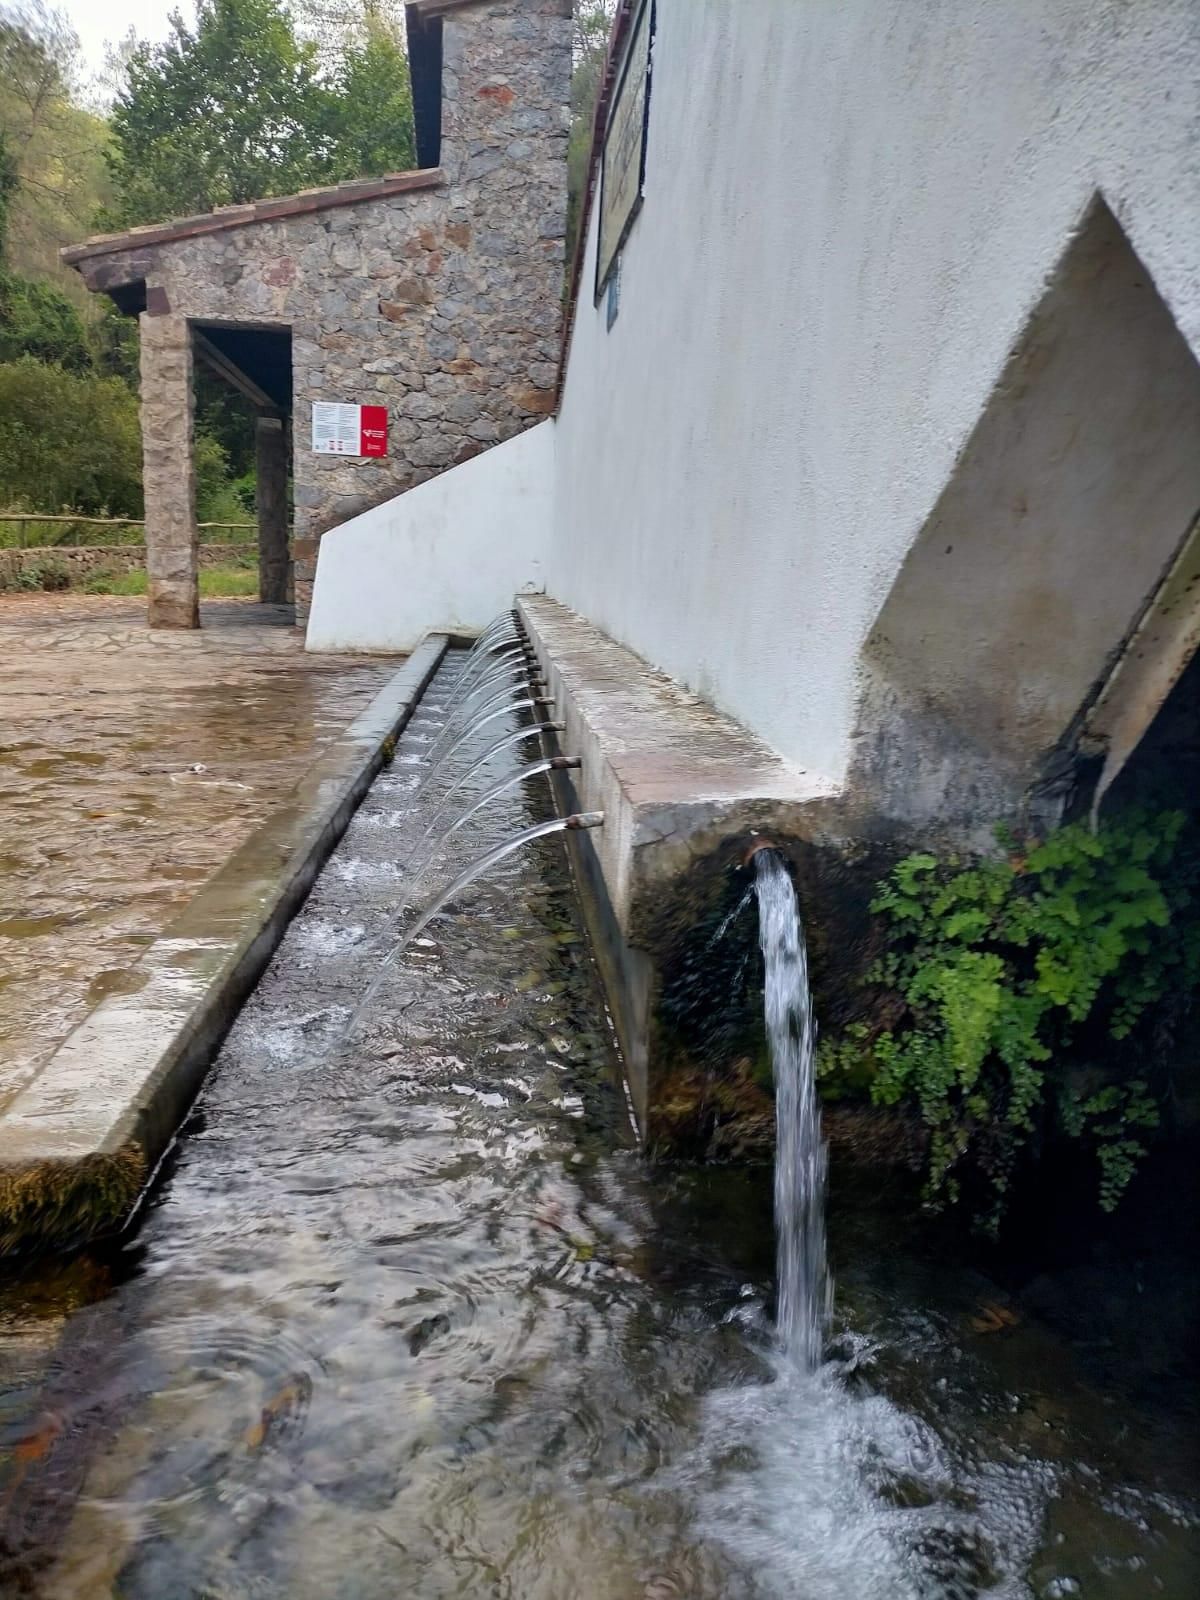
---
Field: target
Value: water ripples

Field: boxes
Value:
[8,648,1195,1599]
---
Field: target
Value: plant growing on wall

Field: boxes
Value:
[820,811,1200,1225]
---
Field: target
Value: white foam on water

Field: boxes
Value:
[236,1005,350,1063]
[328,858,406,884]
[688,1355,1059,1600]
[450,1082,509,1108]
[294,919,366,956]
[549,1094,585,1118]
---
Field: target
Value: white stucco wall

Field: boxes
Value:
[306,420,554,653]
[552,0,1200,784]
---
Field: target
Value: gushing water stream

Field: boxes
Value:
[414,755,580,879]
[341,811,603,1046]
[753,847,830,1369]
[419,719,565,828]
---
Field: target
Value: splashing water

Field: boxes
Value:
[339,812,603,1047]
[754,847,830,1368]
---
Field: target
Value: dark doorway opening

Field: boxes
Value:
[193,322,293,608]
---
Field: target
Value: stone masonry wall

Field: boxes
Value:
[123,0,571,612]
[0,546,255,588]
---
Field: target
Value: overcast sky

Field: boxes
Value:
[59,0,195,82]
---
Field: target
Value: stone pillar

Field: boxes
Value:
[255,415,290,604]
[292,532,316,621]
[139,310,198,628]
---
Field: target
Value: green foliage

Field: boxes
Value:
[194,429,240,523]
[0,10,112,288]
[84,562,258,597]
[0,130,17,253]
[567,1,616,255]
[88,301,140,384]
[1056,1078,1160,1212]
[323,24,415,181]
[106,0,413,227]
[230,471,258,516]
[0,357,142,515]
[0,266,90,368]
[821,814,1200,1222]
[197,561,259,596]
[195,365,257,479]
[0,553,69,592]
[0,352,244,520]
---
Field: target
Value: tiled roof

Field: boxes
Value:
[61,168,445,266]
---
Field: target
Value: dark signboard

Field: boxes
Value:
[596,0,655,299]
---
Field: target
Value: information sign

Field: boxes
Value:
[311,402,388,458]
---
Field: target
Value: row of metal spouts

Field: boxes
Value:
[336,609,604,1045]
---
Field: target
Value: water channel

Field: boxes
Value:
[0,650,1196,1596]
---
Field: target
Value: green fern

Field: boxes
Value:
[825,811,1198,1224]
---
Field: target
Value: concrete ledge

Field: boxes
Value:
[0,634,449,1254]
[518,594,839,921]
[517,595,845,1139]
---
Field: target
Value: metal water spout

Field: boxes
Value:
[743,836,780,866]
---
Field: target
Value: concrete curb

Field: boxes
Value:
[0,633,449,1255]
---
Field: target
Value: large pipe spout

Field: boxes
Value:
[742,836,780,865]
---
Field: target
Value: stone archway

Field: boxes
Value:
[194,323,293,611]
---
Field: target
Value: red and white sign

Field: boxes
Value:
[311,402,388,458]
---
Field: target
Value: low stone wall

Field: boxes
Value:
[0,545,252,587]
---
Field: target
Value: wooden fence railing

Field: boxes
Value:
[0,514,258,549]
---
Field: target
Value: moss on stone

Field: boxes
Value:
[0,1142,147,1255]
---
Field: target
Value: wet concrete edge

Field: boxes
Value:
[0,634,450,1254]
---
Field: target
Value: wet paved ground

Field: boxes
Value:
[0,595,398,1109]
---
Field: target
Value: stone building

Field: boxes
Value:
[312,0,1200,844]
[299,0,1200,1128]
[63,0,572,626]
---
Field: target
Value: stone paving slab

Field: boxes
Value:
[0,627,448,1252]
[0,597,400,1112]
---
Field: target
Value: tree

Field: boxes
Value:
[106,0,414,227]
[0,266,91,368]
[107,0,328,223]
[0,132,17,250]
[0,357,142,515]
[323,19,414,180]
[292,0,406,60]
[88,299,140,385]
[568,0,616,253]
[0,6,112,292]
